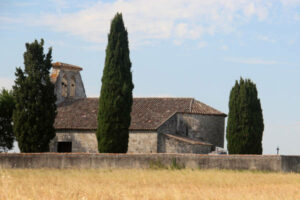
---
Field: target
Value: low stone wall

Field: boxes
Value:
[281,156,300,172]
[0,154,299,172]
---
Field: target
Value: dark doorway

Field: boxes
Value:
[57,142,72,153]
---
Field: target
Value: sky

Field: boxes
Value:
[1,0,300,155]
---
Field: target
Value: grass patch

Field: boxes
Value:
[149,159,167,169]
[170,158,185,170]
[0,168,300,199]
[149,158,185,170]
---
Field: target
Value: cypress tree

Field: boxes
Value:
[226,78,264,154]
[97,13,134,153]
[13,39,57,152]
[0,89,15,152]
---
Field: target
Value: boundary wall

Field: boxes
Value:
[0,153,299,172]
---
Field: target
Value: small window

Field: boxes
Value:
[61,75,68,97]
[57,142,72,152]
[70,76,76,97]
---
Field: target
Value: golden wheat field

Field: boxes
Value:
[0,168,299,200]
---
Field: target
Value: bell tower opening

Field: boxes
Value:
[61,75,68,97]
[70,76,76,97]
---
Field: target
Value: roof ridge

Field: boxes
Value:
[52,62,83,71]
[132,97,195,100]
[155,111,178,130]
[194,99,226,116]
[86,97,195,99]
[86,97,196,100]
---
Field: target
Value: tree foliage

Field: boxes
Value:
[97,13,134,153]
[0,89,15,152]
[13,39,57,152]
[226,78,264,154]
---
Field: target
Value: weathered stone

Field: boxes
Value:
[50,130,158,153]
[157,113,225,149]
[177,114,225,148]
[1,154,299,173]
[50,112,225,154]
[158,133,212,154]
[127,131,158,153]
[50,130,98,153]
[51,63,86,104]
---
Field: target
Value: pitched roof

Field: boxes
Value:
[54,97,226,130]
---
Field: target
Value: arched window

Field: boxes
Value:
[70,76,76,97]
[61,75,68,97]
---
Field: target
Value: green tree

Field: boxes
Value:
[13,39,57,152]
[0,89,15,152]
[226,78,264,154]
[97,13,134,153]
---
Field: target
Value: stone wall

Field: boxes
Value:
[51,130,158,153]
[157,113,225,148]
[54,70,86,104]
[157,114,177,134]
[127,131,158,153]
[1,154,299,172]
[281,156,300,172]
[176,114,225,148]
[50,130,98,153]
[157,133,212,154]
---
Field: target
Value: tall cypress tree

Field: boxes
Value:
[13,39,57,152]
[0,89,15,152]
[97,13,134,153]
[226,78,264,154]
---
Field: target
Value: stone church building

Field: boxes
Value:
[50,62,227,154]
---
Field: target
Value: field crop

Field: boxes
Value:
[0,169,299,200]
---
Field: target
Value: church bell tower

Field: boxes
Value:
[51,62,86,104]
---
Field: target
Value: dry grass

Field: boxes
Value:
[0,168,299,200]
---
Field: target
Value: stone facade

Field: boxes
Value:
[50,131,158,153]
[157,113,225,148]
[51,112,225,154]
[177,114,225,148]
[127,131,158,153]
[157,114,177,134]
[157,133,212,154]
[50,130,98,153]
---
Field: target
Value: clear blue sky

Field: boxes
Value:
[1,0,300,154]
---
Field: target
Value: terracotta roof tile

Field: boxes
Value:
[54,97,226,130]
[52,62,83,71]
